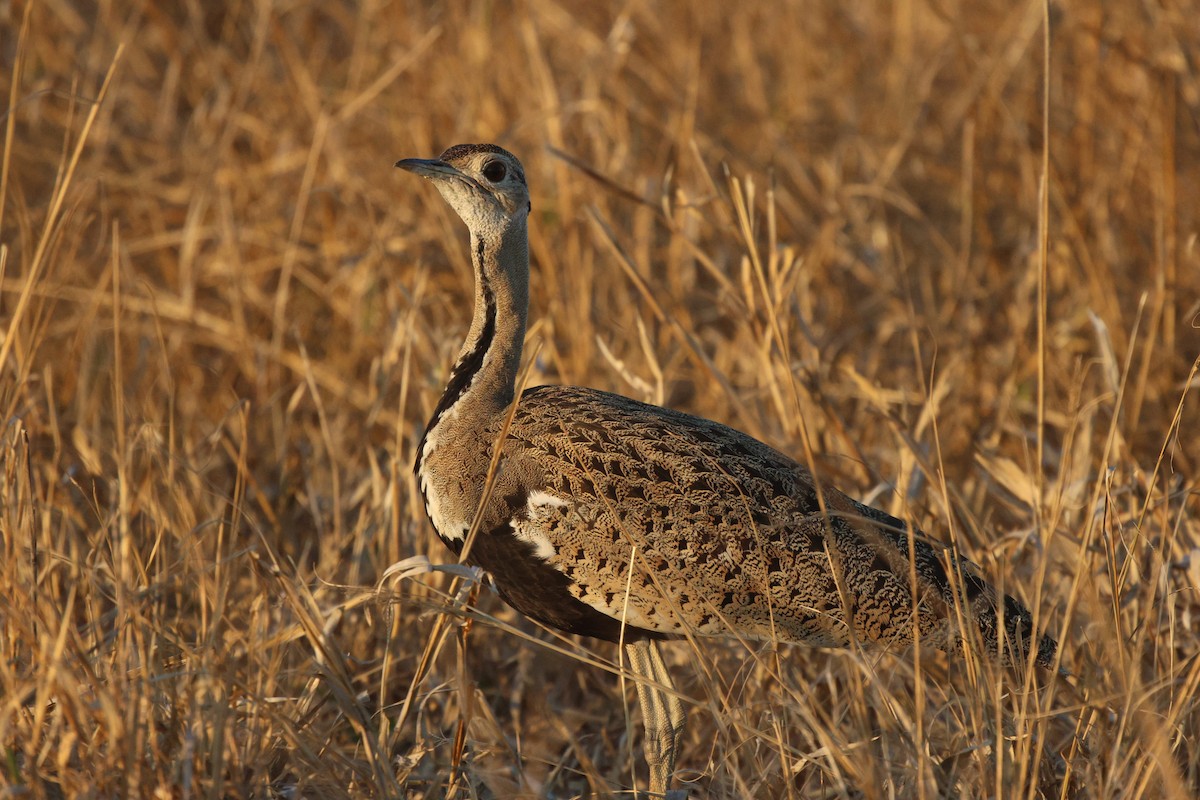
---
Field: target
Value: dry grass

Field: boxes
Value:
[2,1,1199,797]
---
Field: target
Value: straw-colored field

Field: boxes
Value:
[2,1,1198,797]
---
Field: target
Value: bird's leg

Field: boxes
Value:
[625,639,688,799]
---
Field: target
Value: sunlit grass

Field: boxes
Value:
[1,2,1197,797]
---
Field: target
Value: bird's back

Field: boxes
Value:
[465,384,1055,667]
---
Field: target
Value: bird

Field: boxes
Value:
[395,143,1058,798]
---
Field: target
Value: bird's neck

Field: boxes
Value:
[419,223,530,457]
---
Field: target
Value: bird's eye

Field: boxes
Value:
[481,160,507,183]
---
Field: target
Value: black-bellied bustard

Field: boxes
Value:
[396,143,1057,798]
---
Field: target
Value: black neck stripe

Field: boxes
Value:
[415,238,496,477]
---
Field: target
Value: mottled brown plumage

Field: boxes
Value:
[396,144,1057,798]
[478,386,1055,665]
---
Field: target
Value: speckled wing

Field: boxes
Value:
[473,385,1055,667]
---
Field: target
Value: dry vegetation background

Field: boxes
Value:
[2,0,1199,797]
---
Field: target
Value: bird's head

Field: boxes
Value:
[396,143,530,239]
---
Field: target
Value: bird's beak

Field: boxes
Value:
[394,158,462,180]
